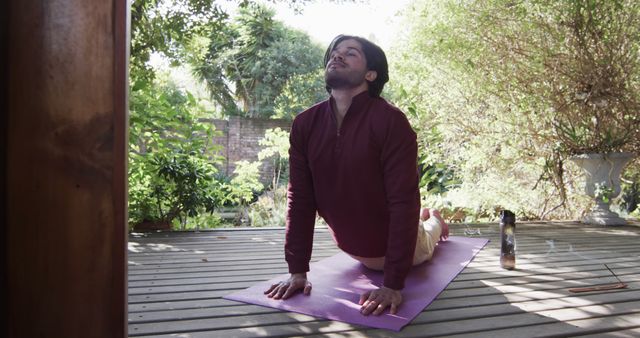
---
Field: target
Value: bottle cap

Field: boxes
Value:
[500,210,516,224]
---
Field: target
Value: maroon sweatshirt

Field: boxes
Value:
[285,90,421,290]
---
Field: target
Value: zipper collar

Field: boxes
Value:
[328,90,372,120]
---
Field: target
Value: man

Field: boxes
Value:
[264,35,449,316]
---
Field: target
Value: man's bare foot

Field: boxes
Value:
[420,207,431,221]
[431,209,449,241]
[421,208,449,241]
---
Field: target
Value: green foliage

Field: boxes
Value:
[462,0,640,156]
[390,0,636,220]
[273,69,327,119]
[128,76,225,228]
[130,0,228,83]
[258,127,290,188]
[183,212,226,230]
[128,154,163,225]
[246,128,291,227]
[161,152,220,219]
[219,128,290,227]
[127,0,362,230]
[621,159,640,214]
[258,128,290,161]
[192,3,324,117]
[222,161,264,207]
[594,182,615,204]
[128,150,224,229]
[129,74,219,153]
[248,185,289,227]
[130,0,350,83]
[392,91,460,196]
[419,160,459,196]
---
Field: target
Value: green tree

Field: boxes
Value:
[130,0,228,83]
[273,69,327,119]
[462,0,640,155]
[192,3,324,118]
[389,0,640,220]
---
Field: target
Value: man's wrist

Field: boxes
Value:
[291,272,307,279]
[381,285,401,292]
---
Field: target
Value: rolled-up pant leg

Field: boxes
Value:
[349,217,443,270]
[412,216,442,265]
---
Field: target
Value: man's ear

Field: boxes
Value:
[365,70,377,82]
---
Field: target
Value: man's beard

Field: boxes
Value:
[324,69,367,91]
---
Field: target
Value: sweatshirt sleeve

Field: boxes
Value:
[284,116,317,274]
[380,110,421,290]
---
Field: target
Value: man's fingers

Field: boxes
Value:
[264,284,277,295]
[361,295,382,315]
[266,284,280,298]
[390,303,398,315]
[268,287,281,298]
[360,295,378,310]
[273,283,289,299]
[372,302,388,316]
[361,301,374,315]
[359,291,371,305]
[282,284,300,299]
[265,275,312,300]
[362,299,384,316]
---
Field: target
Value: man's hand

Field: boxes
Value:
[264,273,312,300]
[359,286,402,316]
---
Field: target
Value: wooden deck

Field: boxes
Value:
[128,221,640,337]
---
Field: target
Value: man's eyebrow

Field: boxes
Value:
[332,46,363,53]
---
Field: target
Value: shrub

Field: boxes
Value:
[128,76,224,230]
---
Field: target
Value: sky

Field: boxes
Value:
[271,0,413,49]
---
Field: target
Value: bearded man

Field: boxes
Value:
[264,35,448,316]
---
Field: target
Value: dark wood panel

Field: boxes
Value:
[0,0,9,335]
[6,0,128,336]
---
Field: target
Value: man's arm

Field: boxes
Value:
[284,117,317,273]
[360,108,420,316]
[380,110,421,290]
[264,116,317,298]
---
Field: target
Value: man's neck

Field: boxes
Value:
[331,85,368,121]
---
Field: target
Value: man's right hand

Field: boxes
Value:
[264,273,312,299]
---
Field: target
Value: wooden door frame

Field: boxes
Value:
[2,0,130,336]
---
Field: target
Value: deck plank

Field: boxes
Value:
[128,222,640,337]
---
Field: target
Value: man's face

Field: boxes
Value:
[325,39,377,91]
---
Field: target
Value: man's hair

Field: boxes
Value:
[323,34,389,97]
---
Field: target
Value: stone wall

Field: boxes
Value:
[203,116,292,184]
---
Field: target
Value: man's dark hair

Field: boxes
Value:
[323,34,389,97]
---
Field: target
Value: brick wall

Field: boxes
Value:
[203,116,292,185]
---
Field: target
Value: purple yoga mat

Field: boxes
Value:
[224,236,488,331]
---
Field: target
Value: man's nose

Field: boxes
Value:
[333,53,344,61]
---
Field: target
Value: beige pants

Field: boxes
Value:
[349,217,443,270]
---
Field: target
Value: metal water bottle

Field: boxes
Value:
[500,210,516,270]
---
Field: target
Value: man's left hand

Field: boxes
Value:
[358,286,402,316]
